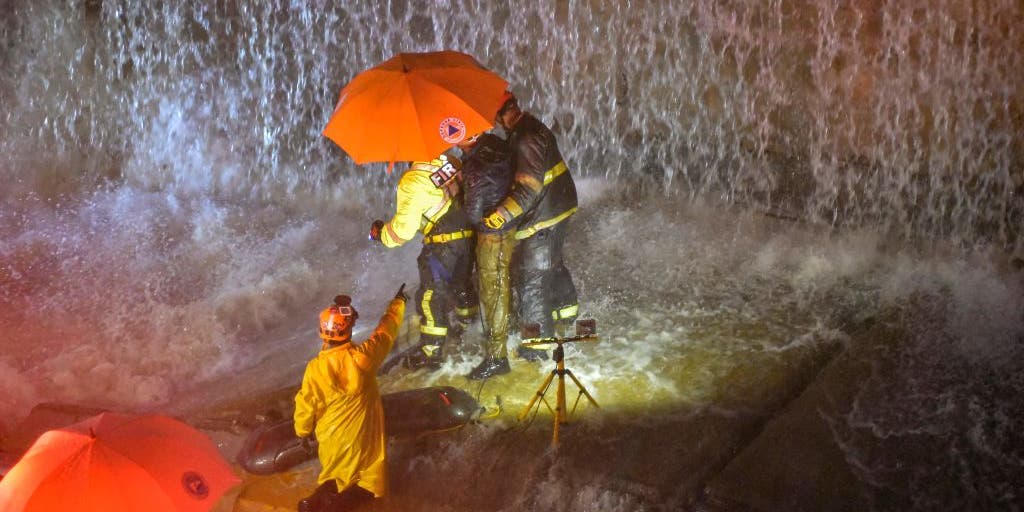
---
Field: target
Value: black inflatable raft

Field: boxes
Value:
[235,386,481,475]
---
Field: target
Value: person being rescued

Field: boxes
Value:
[457,131,520,380]
[294,285,408,512]
[369,153,478,371]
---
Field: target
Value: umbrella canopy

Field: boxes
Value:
[0,412,239,512]
[323,50,508,165]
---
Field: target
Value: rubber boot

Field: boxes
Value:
[298,481,337,512]
[403,335,445,371]
[330,485,374,510]
[297,497,315,512]
[467,356,511,380]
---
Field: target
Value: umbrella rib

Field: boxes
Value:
[96,440,180,511]
[407,75,497,129]
[355,69,428,164]
[17,438,92,508]
[397,73,431,161]
[95,415,224,510]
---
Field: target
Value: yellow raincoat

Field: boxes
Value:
[293,297,405,497]
[380,156,461,248]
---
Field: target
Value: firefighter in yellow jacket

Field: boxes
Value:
[369,153,477,370]
[294,285,407,511]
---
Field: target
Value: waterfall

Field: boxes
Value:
[2,0,1021,248]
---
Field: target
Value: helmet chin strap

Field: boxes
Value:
[322,334,353,350]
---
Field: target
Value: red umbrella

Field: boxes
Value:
[323,50,508,166]
[0,412,239,512]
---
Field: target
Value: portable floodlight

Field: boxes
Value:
[517,319,600,447]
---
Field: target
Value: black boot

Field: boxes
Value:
[403,334,445,370]
[297,481,336,512]
[326,485,374,510]
[403,342,443,371]
[297,497,316,512]
[467,356,511,380]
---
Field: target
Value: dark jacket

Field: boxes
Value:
[496,113,578,240]
[463,134,516,234]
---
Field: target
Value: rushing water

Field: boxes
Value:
[1,1,1023,510]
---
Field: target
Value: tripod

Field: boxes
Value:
[517,334,600,446]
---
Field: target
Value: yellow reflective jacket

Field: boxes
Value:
[293,297,405,496]
[381,156,462,248]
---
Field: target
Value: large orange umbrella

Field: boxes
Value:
[323,50,508,165]
[0,412,240,512]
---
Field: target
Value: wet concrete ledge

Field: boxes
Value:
[701,318,901,512]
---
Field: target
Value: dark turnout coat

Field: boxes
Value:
[497,112,580,338]
[463,133,516,234]
[497,113,578,240]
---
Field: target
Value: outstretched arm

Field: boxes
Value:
[358,295,407,369]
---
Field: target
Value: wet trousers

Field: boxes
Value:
[477,231,517,359]
[416,238,476,344]
[513,219,578,338]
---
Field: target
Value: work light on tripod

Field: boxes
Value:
[517,319,600,447]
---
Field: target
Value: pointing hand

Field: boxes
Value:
[394,283,409,302]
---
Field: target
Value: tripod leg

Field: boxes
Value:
[517,370,556,422]
[565,370,600,409]
[554,370,566,446]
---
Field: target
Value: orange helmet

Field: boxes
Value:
[319,295,358,342]
[497,90,518,116]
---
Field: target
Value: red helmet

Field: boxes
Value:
[497,90,518,116]
[319,295,358,342]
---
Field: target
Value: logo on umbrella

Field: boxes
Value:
[0,412,239,512]
[182,470,210,500]
[439,117,467,144]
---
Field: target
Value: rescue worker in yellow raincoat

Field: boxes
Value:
[294,285,408,511]
[369,153,477,371]
[484,92,579,364]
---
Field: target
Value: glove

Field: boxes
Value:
[369,220,385,241]
[394,283,409,302]
[483,208,509,230]
[299,436,314,454]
